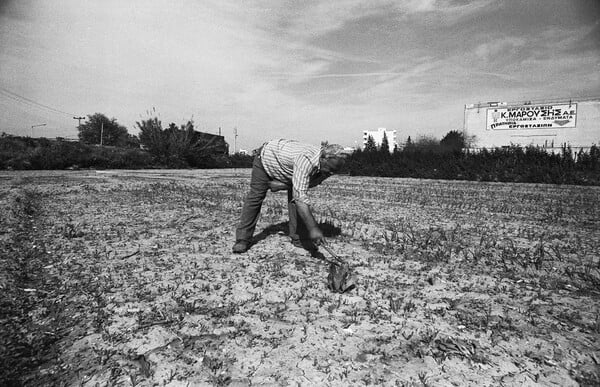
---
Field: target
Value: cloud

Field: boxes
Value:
[403,0,494,15]
[474,37,527,62]
[0,0,598,147]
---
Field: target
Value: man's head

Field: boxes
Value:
[320,144,352,175]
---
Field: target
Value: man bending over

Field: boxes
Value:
[233,139,350,253]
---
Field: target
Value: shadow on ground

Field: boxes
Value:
[251,220,342,252]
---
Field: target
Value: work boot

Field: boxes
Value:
[291,238,302,248]
[232,240,250,253]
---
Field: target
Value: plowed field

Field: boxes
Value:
[1,169,599,386]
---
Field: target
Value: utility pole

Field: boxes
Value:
[233,127,238,154]
[31,123,46,137]
[73,116,85,128]
[100,122,104,146]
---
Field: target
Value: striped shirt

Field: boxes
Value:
[260,139,322,205]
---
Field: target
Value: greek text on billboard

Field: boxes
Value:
[486,103,577,130]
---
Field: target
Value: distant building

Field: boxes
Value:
[464,96,600,153]
[363,128,397,152]
[238,149,248,155]
[194,132,229,155]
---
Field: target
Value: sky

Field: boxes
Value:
[1,0,599,151]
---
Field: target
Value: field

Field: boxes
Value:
[1,169,599,386]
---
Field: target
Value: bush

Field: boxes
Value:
[1,134,596,185]
[348,145,600,185]
[0,135,247,170]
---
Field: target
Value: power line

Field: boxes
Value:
[0,87,72,116]
[0,86,76,117]
[0,87,75,117]
[0,89,49,113]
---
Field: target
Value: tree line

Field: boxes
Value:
[1,112,253,169]
[1,114,599,185]
[348,131,600,185]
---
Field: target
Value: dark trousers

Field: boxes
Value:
[235,153,305,242]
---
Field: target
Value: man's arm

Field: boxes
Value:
[294,200,324,245]
[290,151,325,244]
[268,180,290,192]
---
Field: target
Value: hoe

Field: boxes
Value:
[321,242,357,293]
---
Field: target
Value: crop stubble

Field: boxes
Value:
[0,169,599,386]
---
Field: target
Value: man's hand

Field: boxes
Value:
[309,227,325,245]
[295,200,324,245]
[268,180,290,192]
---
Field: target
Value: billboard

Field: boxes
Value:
[486,103,577,130]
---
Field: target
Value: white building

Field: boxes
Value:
[464,97,600,153]
[363,128,397,152]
